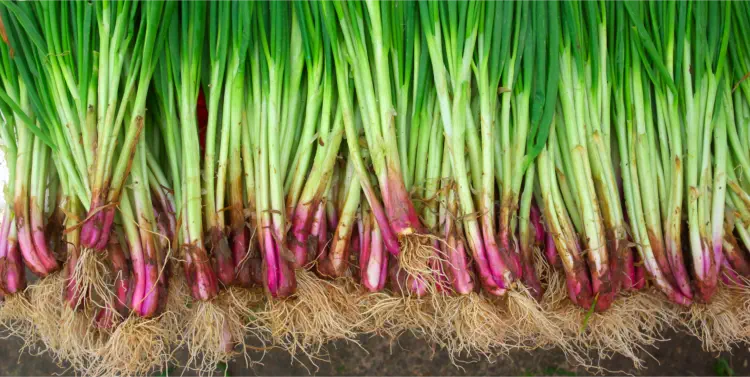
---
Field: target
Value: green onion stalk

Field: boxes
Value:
[359,199,387,292]
[146,74,185,312]
[321,155,342,255]
[493,1,527,288]
[406,31,433,196]
[116,94,178,319]
[394,6,451,291]
[324,2,436,291]
[152,51,181,254]
[438,139,475,294]
[680,1,731,302]
[201,2,235,286]
[366,1,424,242]
[325,12,417,293]
[723,2,750,278]
[512,2,561,300]
[312,161,337,276]
[279,7,306,191]
[321,1,433,295]
[317,115,364,278]
[600,8,638,291]
[0,5,65,278]
[91,1,175,317]
[575,2,630,299]
[252,3,297,298]
[423,1,489,295]
[555,2,616,310]
[122,1,175,318]
[146,148,176,256]
[287,2,344,272]
[38,1,96,200]
[0,1,91,209]
[419,1,509,295]
[611,3,690,306]
[517,162,537,292]
[618,3,686,303]
[409,84,452,293]
[239,41,263,288]
[499,2,561,300]
[726,130,750,259]
[344,99,389,291]
[535,205,560,270]
[718,80,750,282]
[204,2,255,289]
[151,51,182,286]
[166,1,219,301]
[221,2,254,289]
[319,143,363,279]
[78,1,141,251]
[389,2,417,195]
[627,1,692,297]
[0,40,25,294]
[318,18,396,282]
[0,181,23,296]
[117,166,162,318]
[27,134,57,270]
[12,105,58,277]
[0,3,92,305]
[538,119,594,308]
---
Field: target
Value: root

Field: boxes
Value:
[260,271,360,366]
[588,292,675,369]
[0,294,36,345]
[55,304,102,371]
[23,252,113,373]
[540,267,572,308]
[20,273,103,372]
[72,248,114,310]
[85,267,194,377]
[538,255,675,371]
[162,266,194,346]
[87,314,175,376]
[507,288,574,354]
[183,288,262,376]
[22,274,65,356]
[397,233,445,294]
[681,285,746,352]
[357,291,536,367]
[225,286,270,366]
[356,291,413,338]
[737,285,750,343]
[356,289,516,366]
[537,249,570,309]
[506,252,578,355]
[24,274,84,366]
[438,293,517,364]
[356,282,451,343]
[552,289,676,371]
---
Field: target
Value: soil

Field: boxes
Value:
[1,330,748,376]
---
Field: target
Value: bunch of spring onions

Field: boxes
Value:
[0,1,747,374]
[0,32,30,297]
[0,0,175,317]
[3,0,750,316]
